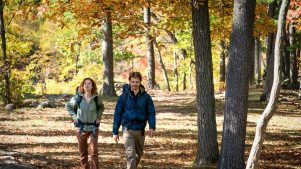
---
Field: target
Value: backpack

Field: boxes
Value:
[73,93,100,113]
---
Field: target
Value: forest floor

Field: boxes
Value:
[0,86,300,169]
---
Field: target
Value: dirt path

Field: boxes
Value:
[0,88,300,169]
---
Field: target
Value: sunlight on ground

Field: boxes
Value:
[0,89,300,169]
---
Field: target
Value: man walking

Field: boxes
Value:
[112,72,156,169]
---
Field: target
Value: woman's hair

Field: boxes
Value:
[79,78,98,95]
[128,72,142,81]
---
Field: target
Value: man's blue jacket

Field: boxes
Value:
[112,84,156,135]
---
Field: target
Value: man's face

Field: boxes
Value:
[129,77,141,91]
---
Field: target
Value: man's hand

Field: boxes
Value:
[147,129,154,137]
[113,135,119,143]
[96,119,100,124]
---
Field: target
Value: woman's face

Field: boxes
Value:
[83,79,93,93]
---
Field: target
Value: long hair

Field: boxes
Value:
[79,78,98,95]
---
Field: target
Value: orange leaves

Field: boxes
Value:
[254,3,276,37]
[287,0,301,26]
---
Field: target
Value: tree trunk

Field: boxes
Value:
[191,0,219,166]
[189,54,194,90]
[154,38,171,92]
[0,0,11,104]
[174,50,178,92]
[180,49,187,90]
[246,1,290,168]
[75,42,81,76]
[101,11,116,97]
[219,40,226,91]
[282,24,290,80]
[289,24,298,89]
[249,36,255,85]
[255,37,262,87]
[260,2,276,102]
[218,0,256,168]
[144,3,155,89]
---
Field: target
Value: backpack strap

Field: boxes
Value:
[94,96,100,112]
[121,93,127,111]
[76,95,83,108]
[73,95,82,112]
[75,95,100,113]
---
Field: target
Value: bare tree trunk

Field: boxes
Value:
[174,50,178,92]
[282,24,290,80]
[192,0,219,166]
[289,24,299,89]
[255,37,262,87]
[246,0,290,168]
[180,49,187,90]
[260,2,276,102]
[75,42,81,76]
[218,0,256,168]
[144,2,155,89]
[189,54,194,90]
[219,40,226,91]
[0,0,11,104]
[154,38,171,92]
[102,11,116,97]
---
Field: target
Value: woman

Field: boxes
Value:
[66,78,104,169]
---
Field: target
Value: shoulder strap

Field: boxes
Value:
[75,95,82,109]
[122,93,127,107]
[94,96,100,112]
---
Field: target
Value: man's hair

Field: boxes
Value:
[79,77,98,95]
[128,72,142,81]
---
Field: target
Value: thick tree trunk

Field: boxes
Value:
[218,0,256,169]
[0,0,11,104]
[219,40,226,91]
[260,2,276,102]
[289,24,298,89]
[180,49,187,90]
[191,0,219,166]
[102,11,116,97]
[246,1,290,168]
[144,3,155,89]
[154,38,171,92]
[255,37,262,87]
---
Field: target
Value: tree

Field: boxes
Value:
[180,49,187,90]
[154,37,171,91]
[288,23,299,89]
[0,0,11,104]
[102,10,116,96]
[254,37,262,87]
[191,0,219,166]
[144,1,155,89]
[260,1,277,102]
[218,0,256,168]
[246,0,290,168]
[219,40,226,91]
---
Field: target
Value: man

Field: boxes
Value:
[112,72,156,169]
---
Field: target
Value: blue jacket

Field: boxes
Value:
[112,84,156,135]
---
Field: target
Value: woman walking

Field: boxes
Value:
[66,78,104,169]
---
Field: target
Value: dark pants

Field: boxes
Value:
[76,130,99,169]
